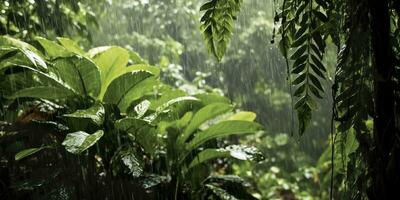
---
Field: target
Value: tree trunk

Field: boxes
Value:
[369,0,400,198]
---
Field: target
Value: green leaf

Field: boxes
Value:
[63,103,105,126]
[294,85,306,97]
[129,50,148,65]
[310,54,326,72]
[291,63,306,74]
[194,93,231,105]
[0,36,43,56]
[200,1,216,11]
[36,37,74,58]
[115,118,158,155]
[177,103,233,144]
[292,73,307,84]
[291,34,308,47]
[57,37,85,55]
[51,56,101,97]
[121,152,143,178]
[297,102,312,135]
[309,73,324,91]
[102,71,154,111]
[186,120,262,152]
[134,100,151,118]
[200,0,242,61]
[8,86,74,100]
[144,96,199,122]
[15,146,49,161]
[0,47,47,71]
[62,130,104,154]
[290,45,307,60]
[91,47,129,95]
[187,145,263,170]
[313,10,328,22]
[226,111,257,121]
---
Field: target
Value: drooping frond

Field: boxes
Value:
[278,0,329,135]
[200,0,243,61]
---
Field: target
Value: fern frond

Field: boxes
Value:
[200,0,242,61]
[279,0,329,135]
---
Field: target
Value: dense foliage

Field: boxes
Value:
[1,0,399,199]
[0,36,265,199]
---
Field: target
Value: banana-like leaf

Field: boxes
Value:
[115,117,150,132]
[187,145,263,170]
[63,103,105,126]
[51,56,101,97]
[91,46,160,101]
[15,146,49,161]
[115,118,158,154]
[92,47,129,94]
[0,46,47,71]
[102,71,154,109]
[56,37,86,55]
[143,96,199,122]
[36,37,74,58]
[177,103,233,145]
[117,77,160,112]
[8,86,74,99]
[62,130,104,154]
[0,36,45,57]
[185,120,263,152]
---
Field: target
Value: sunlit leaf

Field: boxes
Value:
[186,120,263,152]
[177,103,232,144]
[187,145,263,170]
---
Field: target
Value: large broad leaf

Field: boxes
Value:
[129,50,148,65]
[102,70,154,110]
[63,103,105,126]
[56,37,85,55]
[143,96,199,122]
[92,47,129,95]
[62,130,104,154]
[187,145,263,170]
[185,120,263,152]
[15,146,49,161]
[115,118,158,154]
[92,46,160,100]
[0,37,47,72]
[177,103,233,145]
[4,65,75,98]
[51,56,101,97]
[118,77,160,112]
[36,37,74,58]
[0,45,47,71]
[8,86,74,100]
